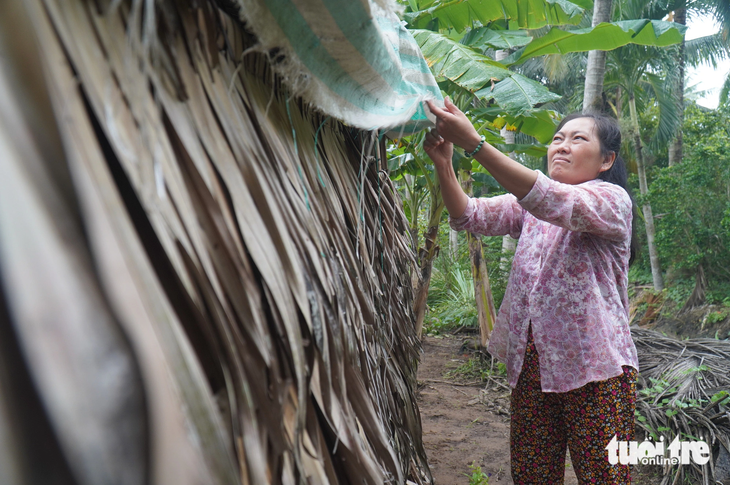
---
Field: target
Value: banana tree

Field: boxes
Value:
[458,169,498,346]
[389,147,430,251]
[400,0,685,336]
[390,129,503,338]
[410,29,560,332]
[411,15,686,144]
[396,147,446,337]
[389,139,445,336]
[403,0,588,31]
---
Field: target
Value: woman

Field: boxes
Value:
[424,98,639,484]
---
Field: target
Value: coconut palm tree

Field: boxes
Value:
[667,0,730,165]
[583,0,615,112]
[581,0,729,164]
[604,41,686,291]
[668,6,687,166]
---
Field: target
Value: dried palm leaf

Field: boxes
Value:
[0,0,431,484]
[633,327,730,484]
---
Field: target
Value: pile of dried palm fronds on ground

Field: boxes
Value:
[0,1,430,484]
[632,327,730,484]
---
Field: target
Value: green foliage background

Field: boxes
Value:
[637,103,730,304]
[424,227,512,335]
[394,0,730,330]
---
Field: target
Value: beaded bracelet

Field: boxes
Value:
[464,135,486,158]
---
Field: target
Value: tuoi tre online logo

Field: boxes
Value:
[606,435,711,466]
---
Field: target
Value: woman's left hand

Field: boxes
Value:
[426,98,483,152]
[423,129,453,171]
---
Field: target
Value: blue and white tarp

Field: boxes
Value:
[237,0,442,133]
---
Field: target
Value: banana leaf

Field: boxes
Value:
[405,0,591,32]
[504,20,687,66]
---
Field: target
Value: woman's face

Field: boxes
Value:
[547,118,615,185]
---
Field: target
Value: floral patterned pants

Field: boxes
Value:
[510,327,637,484]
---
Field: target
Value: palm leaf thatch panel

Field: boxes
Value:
[632,328,730,484]
[0,1,431,484]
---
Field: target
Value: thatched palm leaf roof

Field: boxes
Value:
[632,328,730,484]
[0,1,430,484]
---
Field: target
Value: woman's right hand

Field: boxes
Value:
[424,98,537,202]
[426,98,482,152]
[423,129,454,172]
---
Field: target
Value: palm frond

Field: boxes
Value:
[645,72,682,153]
[632,328,730,485]
[685,33,730,69]
[720,70,730,105]
[617,0,657,20]
[709,0,730,38]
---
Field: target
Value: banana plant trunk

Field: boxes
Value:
[449,229,458,261]
[413,186,445,337]
[460,170,497,347]
[467,233,497,346]
[583,0,613,113]
[629,94,664,291]
[668,8,686,167]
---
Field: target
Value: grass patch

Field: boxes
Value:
[447,355,506,382]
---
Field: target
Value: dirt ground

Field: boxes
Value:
[416,334,661,485]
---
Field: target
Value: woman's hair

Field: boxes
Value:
[553,113,639,264]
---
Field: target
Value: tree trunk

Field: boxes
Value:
[403,174,420,253]
[413,225,438,337]
[449,229,458,261]
[468,232,497,346]
[668,8,686,167]
[629,95,664,291]
[683,264,707,311]
[583,0,613,113]
[413,188,445,337]
[500,235,516,273]
[495,49,509,62]
[500,126,515,155]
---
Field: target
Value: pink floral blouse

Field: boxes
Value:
[450,171,639,393]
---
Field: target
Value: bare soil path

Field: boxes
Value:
[416,334,587,485]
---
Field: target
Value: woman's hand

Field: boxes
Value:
[423,129,453,171]
[425,97,538,200]
[426,97,482,153]
[422,127,469,219]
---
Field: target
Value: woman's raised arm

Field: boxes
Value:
[426,98,537,200]
[422,130,469,218]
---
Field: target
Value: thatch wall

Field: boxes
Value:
[0,1,430,484]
